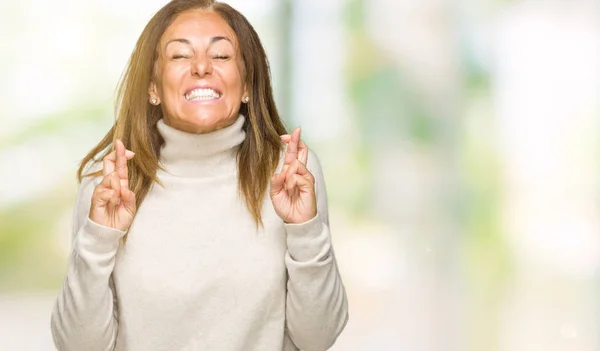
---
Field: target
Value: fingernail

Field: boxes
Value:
[126,150,135,157]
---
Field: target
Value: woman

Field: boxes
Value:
[50,0,348,350]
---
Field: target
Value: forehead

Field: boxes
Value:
[160,9,238,47]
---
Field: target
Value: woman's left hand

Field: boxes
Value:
[270,127,317,224]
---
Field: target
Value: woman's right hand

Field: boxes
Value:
[89,139,137,232]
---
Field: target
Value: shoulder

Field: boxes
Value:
[306,149,323,173]
[79,161,104,190]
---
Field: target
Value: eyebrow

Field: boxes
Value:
[165,38,192,48]
[210,36,232,45]
[164,36,233,50]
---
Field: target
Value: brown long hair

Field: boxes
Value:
[78,0,287,227]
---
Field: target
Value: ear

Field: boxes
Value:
[241,83,249,103]
[148,81,160,105]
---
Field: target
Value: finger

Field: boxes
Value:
[93,188,118,207]
[297,140,308,165]
[105,150,135,161]
[99,171,115,189]
[282,134,308,165]
[103,151,116,177]
[284,127,301,165]
[115,139,129,188]
[285,159,314,198]
[270,171,286,196]
[120,188,136,215]
[285,174,313,195]
[98,172,122,204]
[109,172,121,205]
[286,159,314,182]
[102,149,135,177]
[95,179,120,207]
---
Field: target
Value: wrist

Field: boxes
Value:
[284,210,317,225]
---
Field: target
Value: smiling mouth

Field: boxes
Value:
[185,88,222,101]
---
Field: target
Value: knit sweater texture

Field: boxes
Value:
[50,115,348,351]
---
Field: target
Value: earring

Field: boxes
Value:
[244,96,249,103]
[151,98,158,105]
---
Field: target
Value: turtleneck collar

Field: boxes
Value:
[156,115,246,178]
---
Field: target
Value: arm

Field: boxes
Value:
[50,171,125,351]
[284,150,349,351]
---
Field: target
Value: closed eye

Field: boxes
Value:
[212,54,230,60]
[172,54,190,59]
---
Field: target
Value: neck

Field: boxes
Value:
[156,115,246,178]
[162,116,238,134]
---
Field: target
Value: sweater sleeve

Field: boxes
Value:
[284,150,349,351]
[50,167,126,351]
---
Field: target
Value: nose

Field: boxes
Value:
[190,54,212,77]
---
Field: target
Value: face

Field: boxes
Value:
[150,9,248,134]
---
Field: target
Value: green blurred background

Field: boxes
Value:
[1,0,599,350]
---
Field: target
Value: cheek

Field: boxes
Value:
[226,69,244,95]
[159,65,187,96]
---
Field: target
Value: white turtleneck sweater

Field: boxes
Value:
[50,116,348,351]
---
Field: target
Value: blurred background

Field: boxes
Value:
[1,0,599,350]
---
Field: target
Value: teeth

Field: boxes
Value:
[185,88,221,101]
